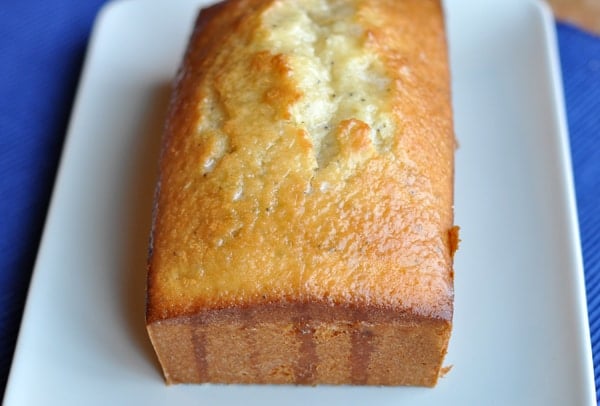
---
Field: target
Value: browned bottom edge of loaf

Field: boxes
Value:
[147,303,451,386]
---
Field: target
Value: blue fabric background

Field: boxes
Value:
[558,23,600,399]
[0,0,107,398]
[0,0,598,401]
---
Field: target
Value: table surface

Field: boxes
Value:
[1,0,599,402]
[546,0,600,35]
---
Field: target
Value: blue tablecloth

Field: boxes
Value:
[559,21,600,399]
[1,0,599,401]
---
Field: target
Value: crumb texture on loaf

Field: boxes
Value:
[261,0,395,165]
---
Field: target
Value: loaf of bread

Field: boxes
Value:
[146,0,457,386]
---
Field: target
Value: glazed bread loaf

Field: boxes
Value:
[146,0,457,386]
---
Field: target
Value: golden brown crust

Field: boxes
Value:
[146,0,455,386]
[147,302,450,386]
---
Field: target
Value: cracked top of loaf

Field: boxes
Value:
[146,0,456,324]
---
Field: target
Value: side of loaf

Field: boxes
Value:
[146,0,456,386]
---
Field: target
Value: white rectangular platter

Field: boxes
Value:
[3,0,596,404]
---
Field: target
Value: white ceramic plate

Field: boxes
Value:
[3,0,596,404]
